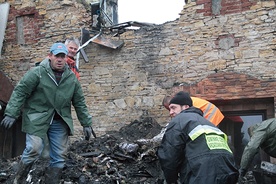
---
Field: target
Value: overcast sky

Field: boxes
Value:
[118,0,185,24]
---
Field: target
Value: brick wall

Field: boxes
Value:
[6,6,43,44]
[1,0,276,139]
[196,0,257,16]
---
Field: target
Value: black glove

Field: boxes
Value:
[1,116,16,129]
[83,126,92,140]
[238,175,246,184]
[239,168,246,177]
[238,168,246,184]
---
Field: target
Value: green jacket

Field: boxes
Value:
[240,118,276,171]
[4,58,92,138]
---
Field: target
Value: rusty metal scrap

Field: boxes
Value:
[91,34,124,49]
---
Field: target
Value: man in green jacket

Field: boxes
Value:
[1,43,95,184]
[239,118,276,182]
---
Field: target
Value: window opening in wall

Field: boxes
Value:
[16,14,35,45]
[16,16,24,44]
[219,110,268,169]
[111,2,118,24]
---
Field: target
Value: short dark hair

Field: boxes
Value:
[162,95,172,110]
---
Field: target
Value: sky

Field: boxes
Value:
[118,0,185,24]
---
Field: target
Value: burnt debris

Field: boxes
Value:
[0,117,164,184]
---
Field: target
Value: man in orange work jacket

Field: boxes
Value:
[162,94,224,126]
[65,37,80,80]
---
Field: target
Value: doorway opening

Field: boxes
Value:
[219,112,267,169]
[212,97,274,168]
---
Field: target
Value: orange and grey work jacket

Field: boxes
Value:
[67,57,80,80]
[191,97,224,126]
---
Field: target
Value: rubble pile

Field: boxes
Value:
[0,117,165,184]
[2,115,273,184]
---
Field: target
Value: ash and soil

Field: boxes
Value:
[0,117,165,184]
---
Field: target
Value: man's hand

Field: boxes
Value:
[83,126,92,140]
[238,175,246,184]
[1,116,16,129]
[83,126,96,140]
[239,168,246,177]
[83,126,97,140]
[238,168,246,184]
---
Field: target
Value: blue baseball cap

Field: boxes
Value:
[50,43,68,55]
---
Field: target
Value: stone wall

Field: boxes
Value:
[1,0,276,139]
[80,0,276,136]
[0,0,91,84]
[0,0,92,138]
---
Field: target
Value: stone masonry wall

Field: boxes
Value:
[0,0,92,138]
[80,0,276,136]
[0,0,91,84]
[1,0,276,139]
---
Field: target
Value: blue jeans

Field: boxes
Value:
[21,119,69,168]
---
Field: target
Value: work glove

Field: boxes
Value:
[239,168,246,177]
[238,168,246,184]
[83,126,96,140]
[238,175,246,184]
[1,116,16,129]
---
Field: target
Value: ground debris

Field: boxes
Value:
[0,117,164,184]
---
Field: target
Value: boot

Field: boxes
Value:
[13,161,33,184]
[44,167,63,184]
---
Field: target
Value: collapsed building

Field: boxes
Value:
[1,0,276,183]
